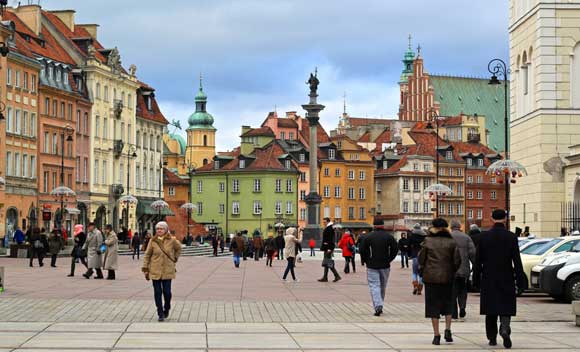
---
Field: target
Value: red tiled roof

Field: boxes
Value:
[441,115,463,126]
[136,84,169,125]
[348,117,391,127]
[374,129,391,144]
[197,141,295,172]
[300,118,330,147]
[451,141,500,166]
[241,126,275,137]
[379,155,408,174]
[358,131,371,143]
[163,168,189,185]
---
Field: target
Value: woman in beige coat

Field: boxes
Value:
[282,227,302,281]
[142,221,182,322]
[102,224,119,280]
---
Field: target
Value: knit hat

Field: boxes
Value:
[73,224,84,236]
[432,218,449,229]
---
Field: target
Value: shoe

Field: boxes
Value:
[39,263,44,267]
[318,278,328,282]
[164,309,170,319]
[489,339,497,346]
[67,274,74,277]
[500,326,512,349]
[432,335,441,345]
[333,276,342,283]
[83,273,90,279]
[373,306,383,316]
[282,278,288,282]
[444,329,453,342]
[29,263,33,267]
[293,278,300,282]
[106,277,115,280]
[51,265,57,268]
[417,284,423,295]
[94,276,104,280]
[459,308,466,318]
[158,316,165,322]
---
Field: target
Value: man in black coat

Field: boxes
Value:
[318,217,341,282]
[473,209,527,349]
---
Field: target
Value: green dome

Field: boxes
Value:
[195,88,207,101]
[187,78,216,130]
[169,133,187,155]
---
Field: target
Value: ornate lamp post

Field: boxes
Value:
[302,69,325,246]
[150,159,169,218]
[121,145,137,230]
[486,58,526,229]
[424,109,452,217]
[180,203,197,239]
[53,125,74,230]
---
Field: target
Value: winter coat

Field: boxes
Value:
[320,224,336,252]
[83,229,104,269]
[408,228,426,258]
[253,236,264,250]
[450,229,476,278]
[398,237,410,253]
[275,235,285,250]
[231,235,245,256]
[284,230,302,259]
[360,229,398,269]
[308,239,316,249]
[338,233,355,257]
[71,232,87,258]
[103,231,119,270]
[473,223,527,316]
[14,229,25,244]
[131,233,141,248]
[468,229,482,248]
[142,235,182,280]
[27,230,47,252]
[47,233,64,255]
[418,228,461,284]
[264,237,276,252]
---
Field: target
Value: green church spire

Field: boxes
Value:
[400,34,415,83]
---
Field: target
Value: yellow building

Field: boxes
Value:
[185,80,216,168]
[319,136,375,232]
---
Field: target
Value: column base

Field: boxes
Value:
[302,226,322,248]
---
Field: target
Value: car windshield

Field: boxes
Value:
[572,242,580,253]
[518,239,530,248]
[522,239,562,255]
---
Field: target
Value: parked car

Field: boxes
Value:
[519,238,552,252]
[520,236,580,287]
[532,242,580,302]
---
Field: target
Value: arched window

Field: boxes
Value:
[571,43,580,108]
[521,51,528,96]
[203,135,207,146]
[203,158,208,165]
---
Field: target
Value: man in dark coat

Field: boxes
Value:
[275,232,285,260]
[398,233,410,268]
[318,217,341,282]
[468,224,482,248]
[473,209,527,349]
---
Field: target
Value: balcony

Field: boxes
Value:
[467,133,481,143]
[113,99,123,119]
[113,139,124,157]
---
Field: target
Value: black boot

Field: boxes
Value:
[444,329,453,342]
[432,335,441,345]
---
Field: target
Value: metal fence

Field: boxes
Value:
[561,202,580,234]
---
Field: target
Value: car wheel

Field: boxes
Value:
[564,275,580,303]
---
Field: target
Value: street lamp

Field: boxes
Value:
[53,125,74,230]
[123,145,137,230]
[180,203,197,239]
[486,58,526,229]
[257,205,263,235]
[424,109,452,217]
[150,159,169,218]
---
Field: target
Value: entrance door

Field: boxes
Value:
[5,208,18,246]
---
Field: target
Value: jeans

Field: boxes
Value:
[132,246,140,260]
[310,248,315,256]
[344,256,356,273]
[152,279,172,318]
[283,257,296,280]
[485,315,511,341]
[400,251,409,268]
[452,276,468,319]
[233,254,241,267]
[367,268,390,309]
[411,257,423,284]
[278,249,284,260]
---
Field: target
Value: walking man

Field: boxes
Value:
[473,209,527,349]
[82,222,104,279]
[131,231,141,260]
[231,232,245,268]
[361,219,398,316]
[449,220,475,320]
[398,232,410,268]
[318,217,341,283]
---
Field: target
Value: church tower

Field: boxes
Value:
[186,77,216,167]
[509,0,580,236]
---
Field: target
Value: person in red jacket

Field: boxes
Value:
[308,238,316,256]
[338,230,356,273]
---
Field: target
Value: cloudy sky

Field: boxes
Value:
[37,0,509,151]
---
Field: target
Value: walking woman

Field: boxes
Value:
[48,229,64,267]
[282,227,302,281]
[338,230,355,273]
[142,221,182,322]
[68,224,87,277]
[264,232,276,267]
[418,218,461,345]
[102,224,119,280]
[409,225,426,295]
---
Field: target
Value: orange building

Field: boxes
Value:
[0,21,12,243]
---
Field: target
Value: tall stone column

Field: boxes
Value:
[302,71,325,245]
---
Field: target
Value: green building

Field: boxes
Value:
[191,139,299,235]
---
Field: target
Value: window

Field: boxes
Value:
[31,74,36,92]
[286,179,293,192]
[300,172,306,182]
[286,201,293,214]
[324,206,330,218]
[457,183,463,196]
[24,155,30,178]
[6,67,11,85]
[41,171,49,193]
[219,204,225,214]
[439,202,445,215]
[15,110,21,134]
[383,160,388,169]
[128,94,132,109]
[467,209,474,219]
[335,206,342,219]
[348,170,354,180]
[423,163,430,172]
[457,168,463,176]
[403,178,409,191]
[413,201,419,213]
[335,168,341,177]
[328,149,336,160]
[449,167,454,176]
[232,179,239,193]
[348,207,355,220]
[467,176,473,184]
[75,157,80,181]
[15,70,20,87]
[300,208,306,221]
[30,113,36,137]
[30,156,36,179]
[43,132,49,153]
[285,159,291,169]
[446,151,453,160]
[457,203,463,215]
[197,180,203,193]
[439,168,445,176]
[467,158,473,166]
[403,201,409,213]
[168,186,175,196]
[5,152,11,176]
[448,203,454,215]
[275,179,282,192]
[478,159,484,167]
[52,133,58,154]
[491,177,497,184]
[289,132,294,140]
[102,161,107,184]
[477,209,483,219]
[359,170,366,180]
[324,168,330,177]
[334,186,341,198]
[219,182,225,192]
[476,175,483,184]
[491,191,497,200]
[254,179,261,192]
[300,190,306,200]
[275,201,282,215]
[299,153,305,162]
[103,118,108,139]
[52,100,57,117]
[135,166,140,189]
[83,113,88,134]
[95,116,100,138]
[104,85,109,101]
[423,178,431,189]
[253,201,262,215]
[413,178,419,191]
[14,153,20,177]
[232,201,240,215]
[280,131,286,140]
[476,191,482,199]
[83,158,88,183]
[239,159,245,169]
[197,202,203,216]
[323,186,330,198]
[6,107,12,133]
[93,160,99,184]
[359,187,366,200]
[467,191,473,199]
[348,187,355,199]
[423,201,430,213]
[449,129,455,141]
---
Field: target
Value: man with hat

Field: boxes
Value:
[361,219,398,316]
[473,209,527,349]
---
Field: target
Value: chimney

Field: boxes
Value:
[13,5,41,36]
[77,24,99,40]
[49,10,75,32]
[285,111,297,118]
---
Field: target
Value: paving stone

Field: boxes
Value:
[458,332,570,349]
[21,332,120,349]
[207,322,285,333]
[375,333,479,349]
[292,333,388,349]
[0,322,50,332]
[127,322,205,333]
[115,332,206,349]
[283,322,365,333]
[46,322,129,332]
[208,333,298,349]
[0,332,37,348]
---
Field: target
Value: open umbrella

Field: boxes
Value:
[486,159,527,184]
[180,203,197,210]
[151,200,169,210]
[118,194,138,205]
[424,183,453,197]
[50,186,76,197]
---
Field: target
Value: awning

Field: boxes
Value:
[137,199,174,216]
[336,222,373,229]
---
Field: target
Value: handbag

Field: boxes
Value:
[321,252,335,268]
[33,240,43,249]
